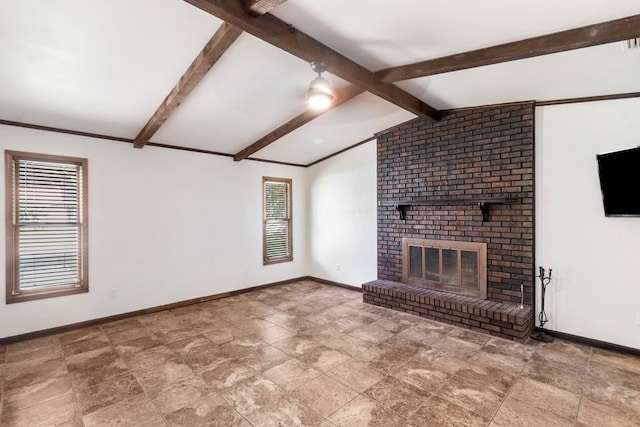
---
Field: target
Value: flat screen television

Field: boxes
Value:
[596,146,640,217]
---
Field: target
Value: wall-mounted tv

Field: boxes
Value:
[596,146,640,217]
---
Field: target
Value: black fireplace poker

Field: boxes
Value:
[531,266,554,343]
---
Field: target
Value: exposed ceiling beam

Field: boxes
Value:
[243,0,288,16]
[376,14,640,83]
[233,85,365,161]
[183,0,441,121]
[133,22,243,149]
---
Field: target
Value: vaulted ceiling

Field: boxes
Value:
[1,0,639,166]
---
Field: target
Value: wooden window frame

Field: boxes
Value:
[263,177,293,265]
[5,150,88,303]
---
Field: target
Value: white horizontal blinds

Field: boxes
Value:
[16,158,82,289]
[264,179,291,261]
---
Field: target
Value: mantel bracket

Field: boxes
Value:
[478,202,489,222]
[395,205,408,220]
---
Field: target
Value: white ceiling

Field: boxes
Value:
[1,0,639,165]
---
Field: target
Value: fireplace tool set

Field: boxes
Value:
[531,266,554,342]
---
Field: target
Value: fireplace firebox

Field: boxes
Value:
[403,238,487,299]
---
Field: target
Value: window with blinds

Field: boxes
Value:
[263,177,292,264]
[5,151,88,303]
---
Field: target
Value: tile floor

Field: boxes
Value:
[0,280,639,426]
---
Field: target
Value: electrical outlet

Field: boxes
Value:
[336,264,340,271]
[110,288,117,299]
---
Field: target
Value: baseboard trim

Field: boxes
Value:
[534,327,640,357]
[0,276,308,345]
[305,276,363,293]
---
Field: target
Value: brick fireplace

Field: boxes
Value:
[364,102,535,341]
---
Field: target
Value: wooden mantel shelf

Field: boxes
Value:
[378,197,516,221]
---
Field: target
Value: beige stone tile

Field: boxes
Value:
[304,310,343,326]
[58,326,106,346]
[577,396,640,427]
[326,359,385,393]
[100,318,144,335]
[1,391,81,427]
[536,338,592,360]
[530,346,590,368]
[252,324,296,344]
[448,327,491,345]
[296,345,351,372]
[582,375,640,416]
[263,312,299,329]
[272,335,322,356]
[468,349,527,376]
[481,337,534,361]
[509,377,580,420]
[154,325,204,344]
[219,375,285,416]
[4,357,68,392]
[326,317,368,334]
[200,325,251,345]
[587,361,640,390]
[382,336,425,356]
[365,375,430,416]
[453,363,516,395]
[491,395,573,427]
[114,335,163,359]
[82,393,165,427]
[240,344,291,372]
[60,334,111,356]
[246,393,325,426]
[412,347,465,376]
[170,304,204,316]
[107,327,159,345]
[6,341,63,364]
[133,360,197,392]
[165,393,249,426]
[391,355,451,394]
[407,395,488,427]
[167,337,226,372]
[4,373,75,412]
[173,311,227,330]
[220,337,266,359]
[137,311,182,332]
[323,334,372,358]
[68,357,129,390]
[368,316,414,334]
[262,358,322,392]
[521,357,586,394]
[398,324,448,345]
[65,346,121,372]
[436,373,504,419]
[591,347,640,374]
[328,394,407,427]
[292,374,359,418]
[147,375,211,415]
[429,336,482,360]
[353,347,408,375]
[75,372,144,415]
[201,362,259,390]
[126,345,181,373]
[6,336,60,357]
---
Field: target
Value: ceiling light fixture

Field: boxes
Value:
[307,61,334,110]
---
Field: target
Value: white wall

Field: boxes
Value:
[0,124,308,338]
[306,141,378,287]
[536,98,640,349]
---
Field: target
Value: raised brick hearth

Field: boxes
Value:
[371,103,535,340]
[363,280,533,342]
